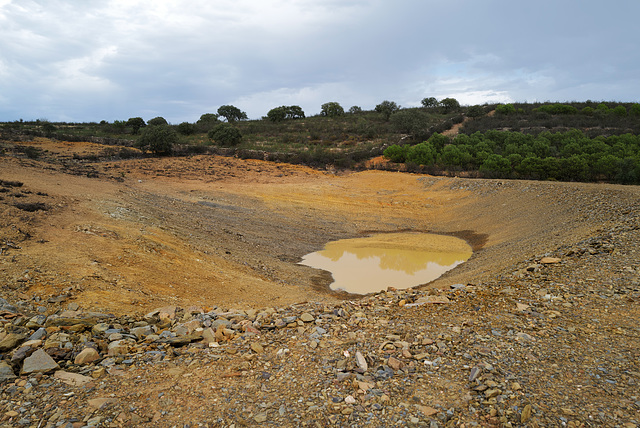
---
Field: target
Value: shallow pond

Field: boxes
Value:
[299,232,472,294]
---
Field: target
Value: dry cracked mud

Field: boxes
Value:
[0,138,639,427]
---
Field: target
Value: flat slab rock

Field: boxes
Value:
[21,348,59,374]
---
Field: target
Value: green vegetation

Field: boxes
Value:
[135,124,177,155]
[384,129,640,184]
[208,123,243,147]
[1,100,639,184]
[217,105,248,123]
[266,106,305,122]
[320,102,345,118]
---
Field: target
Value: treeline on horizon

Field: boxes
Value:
[1,99,640,184]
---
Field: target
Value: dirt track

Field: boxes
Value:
[1,138,639,426]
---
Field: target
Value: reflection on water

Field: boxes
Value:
[299,232,472,294]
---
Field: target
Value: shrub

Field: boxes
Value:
[427,132,449,151]
[348,106,363,114]
[196,113,220,132]
[208,123,242,147]
[406,142,437,166]
[147,116,169,126]
[495,104,516,115]
[135,124,177,155]
[176,122,196,135]
[383,144,409,163]
[613,106,627,117]
[466,105,486,117]
[375,100,400,121]
[126,117,146,134]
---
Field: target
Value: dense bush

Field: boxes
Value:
[320,102,345,118]
[384,128,640,184]
[147,116,169,126]
[375,101,400,121]
[208,123,242,147]
[267,105,305,122]
[135,124,177,155]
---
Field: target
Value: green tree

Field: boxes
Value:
[267,106,287,122]
[406,142,437,166]
[390,110,430,141]
[286,105,305,119]
[348,106,363,114]
[595,154,621,180]
[176,122,195,135]
[439,98,460,113]
[147,116,168,126]
[560,155,590,181]
[208,123,242,147]
[631,104,640,116]
[320,102,345,118]
[615,158,639,184]
[427,132,449,151]
[466,105,485,117]
[375,100,400,121]
[440,145,466,167]
[495,104,516,115]
[268,105,306,121]
[383,144,409,163]
[480,154,511,177]
[135,124,177,155]
[126,117,146,134]
[217,105,248,122]
[196,113,220,132]
[421,97,438,109]
[613,105,627,117]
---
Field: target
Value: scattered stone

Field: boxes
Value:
[250,342,264,354]
[355,351,368,371]
[88,398,117,409]
[0,360,16,381]
[253,413,268,423]
[54,370,94,386]
[299,312,315,323]
[75,347,100,364]
[521,404,532,423]
[21,348,59,374]
[0,333,26,352]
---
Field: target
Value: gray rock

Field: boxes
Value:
[21,349,59,374]
[0,360,16,381]
[130,325,154,339]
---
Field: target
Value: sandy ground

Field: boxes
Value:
[2,138,640,427]
[1,138,636,316]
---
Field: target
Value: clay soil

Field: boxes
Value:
[1,138,639,427]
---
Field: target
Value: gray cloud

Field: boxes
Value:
[1,0,638,123]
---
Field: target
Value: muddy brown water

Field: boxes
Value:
[299,232,472,294]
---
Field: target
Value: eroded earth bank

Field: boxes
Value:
[0,139,639,427]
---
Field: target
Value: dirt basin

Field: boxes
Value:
[1,139,638,315]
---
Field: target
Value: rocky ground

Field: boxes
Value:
[0,138,639,427]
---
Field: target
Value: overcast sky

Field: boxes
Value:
[1,0,638,123]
